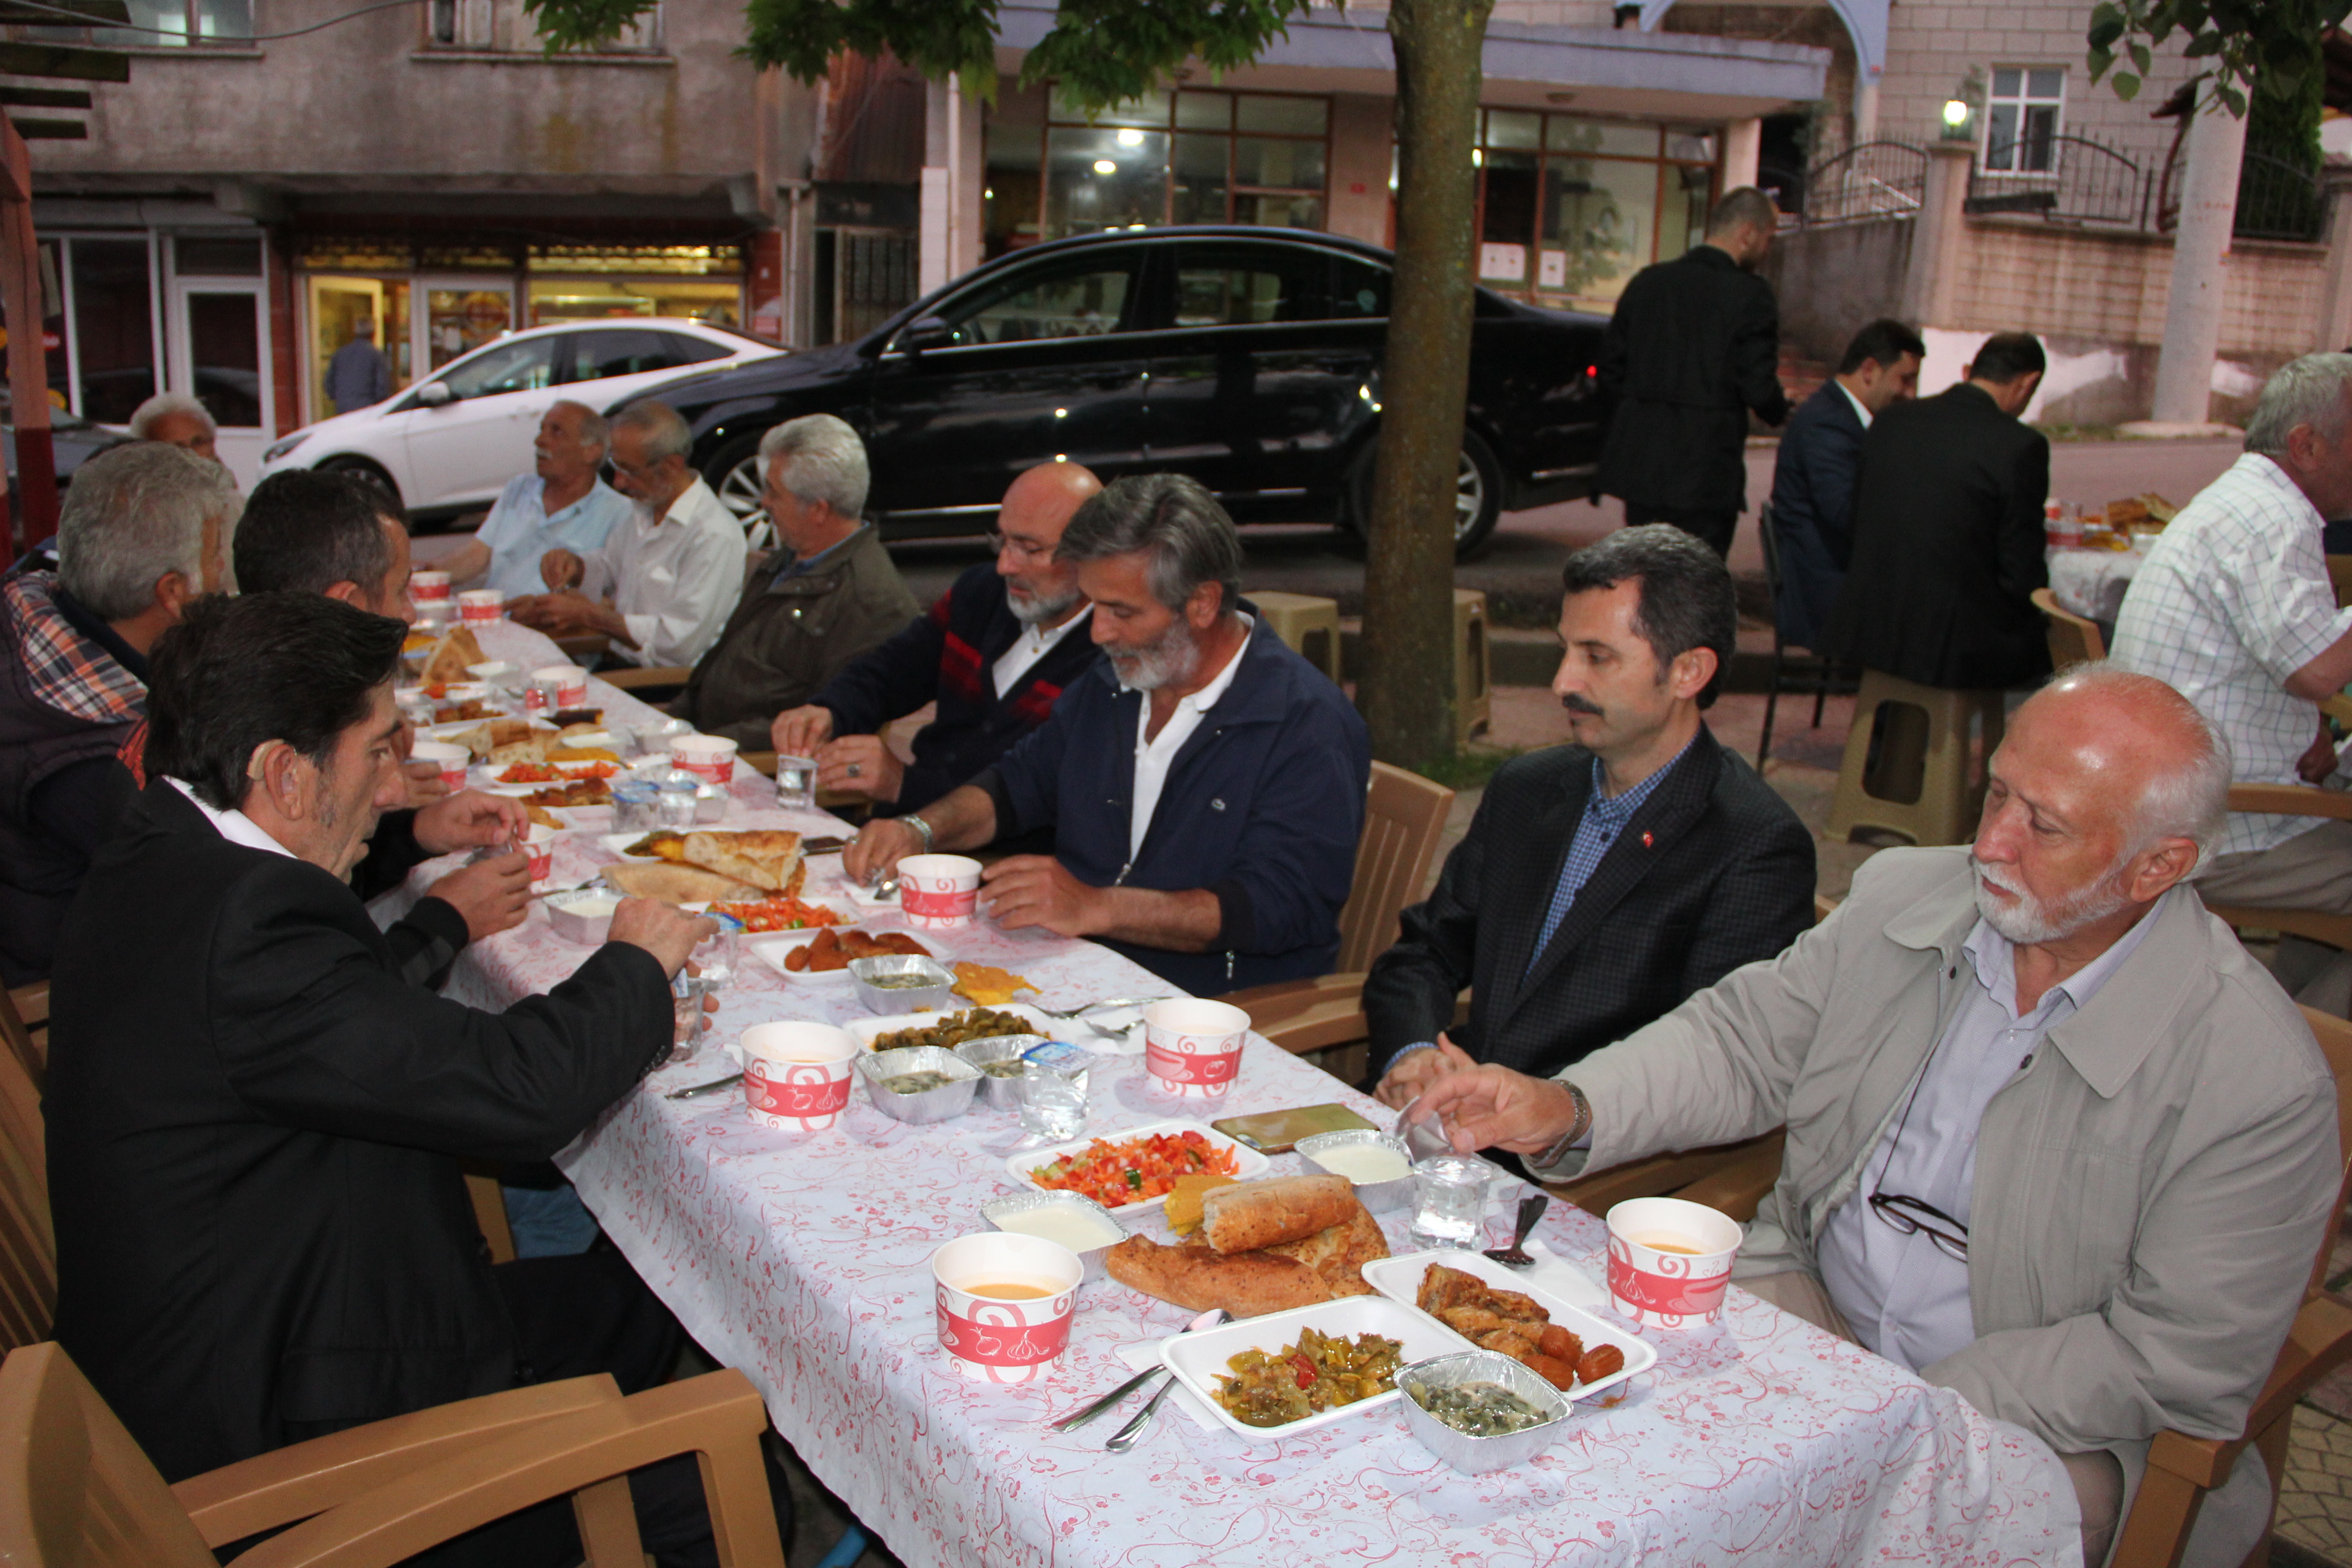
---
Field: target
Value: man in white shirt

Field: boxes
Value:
[433,401,633,600]
[1412,665,2339,1568]
[1767,318,1924,651]
[509,400,741,669]
[2113,352,2352,1011]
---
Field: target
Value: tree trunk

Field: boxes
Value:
[1356,0,1492,770]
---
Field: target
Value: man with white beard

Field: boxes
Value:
[1411,664,2339,1568]
[845,473,1370,994]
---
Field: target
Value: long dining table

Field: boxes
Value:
[376,619,2085,1568]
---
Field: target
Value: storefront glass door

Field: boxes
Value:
[169,278,270,486]
[418,279,514,373]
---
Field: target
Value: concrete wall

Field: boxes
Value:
[1325,93,1394,246]
[36,0,761,192]
[1763,216,1914,364]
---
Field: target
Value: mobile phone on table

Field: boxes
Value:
[1211,1103,1378,1156]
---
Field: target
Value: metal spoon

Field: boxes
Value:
[1050,1307,1225,1432]
[664,1070,744,1101]
[1484,1193,1550,1270]
[1030,996,1174,1020]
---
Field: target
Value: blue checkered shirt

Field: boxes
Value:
[1527,739,1695,969]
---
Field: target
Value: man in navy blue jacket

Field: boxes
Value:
[1767,318,1923,650]
[769,461,1102,818]
[844,474,1370,996]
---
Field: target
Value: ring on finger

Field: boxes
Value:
[846,762,862,778]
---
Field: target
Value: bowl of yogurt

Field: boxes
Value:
[980,1189,1127,1284]
[1296,1128,1416,1214]
[544,889,622,945]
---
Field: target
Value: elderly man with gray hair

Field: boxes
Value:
[435,399,631,599]
[671,412,918,745]
[128,391,220,465]
[845,473,1369,995]
[0,441,238,983]
[2114,351,2352,1013]
[510,398,743,668]
[1415,665,2339,1568]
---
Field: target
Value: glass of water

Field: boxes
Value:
[774,754,817,810]
[1408,1155,1489,1250]
[668,970,712,1065]
[1015,1059,1088,1142]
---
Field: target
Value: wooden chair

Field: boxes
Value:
[0,1340,786,1568]
[1,982,41,1090]
[2203,783,2352,956]
[1755,503,1855,771]
[2032,586,2107,666]
[598,665,693,703]
[2111,1005,2352,1568]
[2327,553,2352,610]
[1222,761,1457,1067]
[0,1018,51,1357]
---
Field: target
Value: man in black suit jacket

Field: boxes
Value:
[1825,332,2053,690]
[1768,318,1924,650]
[46,593,729,1563]
[1597,186,1791,557]
[1367,526,1816,1102]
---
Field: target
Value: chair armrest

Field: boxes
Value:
[598,665,694,694]
[2323,694,2352,731]
[550,634,610,661]
[6,981,46,1028]
[738,750,778,779]
[234,1369,782,1568]
[1223,973,1370,1056]
[2140,1293,2352,1496]
[2225,782,2352,821]
[172,1374,622,1548]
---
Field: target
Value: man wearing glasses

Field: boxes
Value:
[769,461,1102,828]
[1413,664,2340,1568]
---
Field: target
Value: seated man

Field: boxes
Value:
[2113,352,2352,1013]
[844,474,1370,995]
[510,399,742,670]
[673,413,921,746]
[1367,525,1815,1107]
[0,441,236,985]
[129,390,221,465]
[435,399,633,599]
[1824,331,2051,692]
[770,459,1102,818]
[1414,665,2339,1568]
[47,591,740,1563]
[1767,317,1923,651]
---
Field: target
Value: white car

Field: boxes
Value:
[257,318,779,523]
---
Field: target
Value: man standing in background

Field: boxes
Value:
[1596,186,1790,557]
[325,318,393,415]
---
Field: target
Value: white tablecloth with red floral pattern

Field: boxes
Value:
[379,622,2084,1568]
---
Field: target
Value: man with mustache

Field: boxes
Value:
[1365,525,1814,1108]
[1411,665,2339,1568]
[844,473,1369,994]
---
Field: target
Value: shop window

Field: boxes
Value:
[1539,157,1657,302]
[63,0,251,44]
[1045,126,1170,238]
[1984,68,2065,174]
[69,238,156,424]
[941,259,1134,347]
[427,289,516,372]
[427,0,660,51]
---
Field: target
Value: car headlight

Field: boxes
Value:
[262,432,310,465]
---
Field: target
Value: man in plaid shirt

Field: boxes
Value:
[2112,352,2352,1011]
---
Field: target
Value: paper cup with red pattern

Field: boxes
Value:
[668,734,739,784]
[931,1232,1082,1384]
[531,664,590,710]
[521,823,557,882]
[1142,998,1251,1100]
[739,1021,859,1132]
[459,589,504,624]
[899,853,982,929]
[409,569,451,604]
[408,740,470,794]
[1603,1196,1743,1331]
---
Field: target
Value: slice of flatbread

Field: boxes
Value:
[602,862,764,904]
[681,830,803,895]
[1264,1203,1388,1298]
[420,626,487,686]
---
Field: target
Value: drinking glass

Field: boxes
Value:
[775,755,817,810]
[1015,1060,1088,1142]
[1408,1155,1489,1250]
[668,971,712,1065]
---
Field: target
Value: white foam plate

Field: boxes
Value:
[747,928,866,985]
[1001,1117,1269,1218]
[1159,1294,1472,1447]
[1360,1250,1654,1402]
[850,1001,1054,1054]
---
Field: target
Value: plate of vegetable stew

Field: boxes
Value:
[1003,1119,1269,1215]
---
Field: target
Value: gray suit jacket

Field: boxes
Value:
[1546,846,2338,1471]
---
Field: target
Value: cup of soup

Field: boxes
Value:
[931,1231,1083,1384]
[459,589,504,625]
[898,853,982,929]
[409,569,451,604]
[407,740,470,794]
[739,1021,859,1132]
[1142,998,1251,1098]
[668,734,740,784]
[531,664,590,710]
[1603,1196,1743,1330]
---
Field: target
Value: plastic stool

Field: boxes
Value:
[1249,591,1344,682]
[1826,669,2005,846]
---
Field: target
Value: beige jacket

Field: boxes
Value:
[1549,845,2338,1463]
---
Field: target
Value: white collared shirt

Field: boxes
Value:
[1814,888,2170,1372]
[1129,614,1253,860]
[577,477,744,668]
[168,776,296,859]
[2112,453,2352,859]
[1837,379,1875,430]
[992,605,1092,699]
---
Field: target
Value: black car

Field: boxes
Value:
[630,226,1607,556]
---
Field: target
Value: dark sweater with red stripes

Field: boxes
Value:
[808,563,1101,814]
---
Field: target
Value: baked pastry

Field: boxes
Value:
[601,862,764,904]
[1201,1174,1358,1254]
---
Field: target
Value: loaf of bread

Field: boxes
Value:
[1104,1235,1333,1318]
[1200,1173,1357,1254]
[1263,1204,1388,1297]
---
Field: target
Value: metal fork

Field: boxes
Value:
[1483,1193,1550,1269]
[1029,996,1172,1020]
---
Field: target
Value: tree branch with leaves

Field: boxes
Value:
[2086,0,2348,112]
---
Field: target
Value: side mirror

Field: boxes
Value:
[896,317,953,355]
[415,382,455,408]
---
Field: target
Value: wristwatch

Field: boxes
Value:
[902,813,936,855]
[1531,1083,1593,1173]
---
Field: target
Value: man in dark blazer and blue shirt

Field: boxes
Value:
[1767,318,1925,651]
[1368,526,1816,1104]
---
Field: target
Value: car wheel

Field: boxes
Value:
[705,431,767,525]
[1341,431,1505,559]
[320,457,401,513]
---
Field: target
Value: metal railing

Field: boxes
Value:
[1967,133,2151,228]
[1790,141,1926,226]
[2231,151,2325,243]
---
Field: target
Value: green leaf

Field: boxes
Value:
[2087,45,2115,77]
[2113,70,2141,98]
[2128,40,2151,70]
[2183,31,2226,54]
[2217,82,2248,115]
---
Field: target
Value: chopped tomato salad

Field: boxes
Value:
[707,897,845,933]
[1028,1130,1241,1208]
[497,761,617,783]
